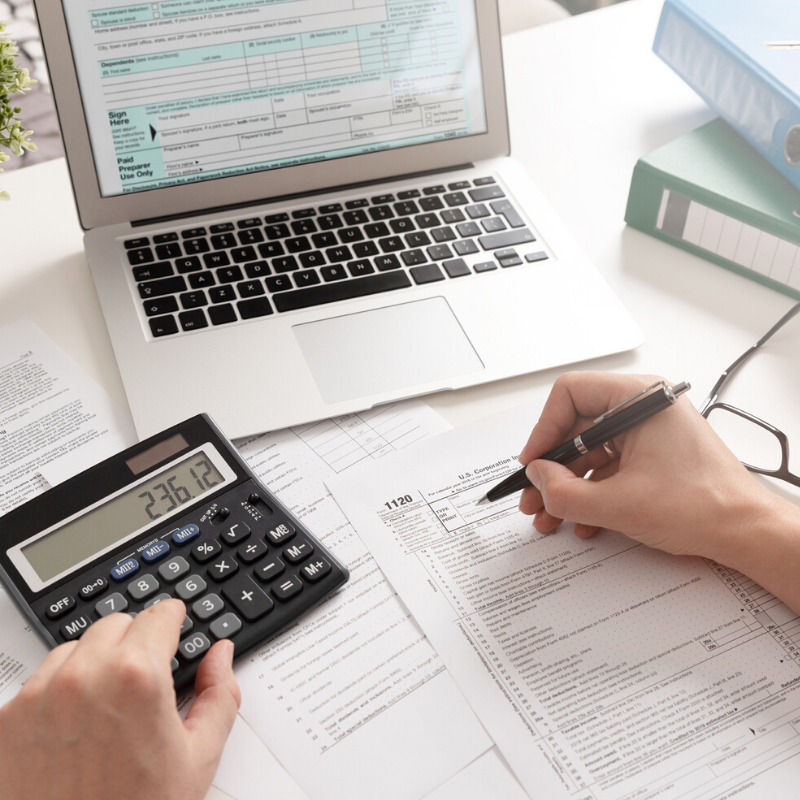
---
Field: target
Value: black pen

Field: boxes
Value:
[476,380,691,506]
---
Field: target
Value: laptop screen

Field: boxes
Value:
[62,0,488,198]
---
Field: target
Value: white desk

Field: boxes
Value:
[3,0,799,797]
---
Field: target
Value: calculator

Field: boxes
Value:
[0,414,349,692]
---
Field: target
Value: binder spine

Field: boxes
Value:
[654,0,800,192]
[625,160,800,301]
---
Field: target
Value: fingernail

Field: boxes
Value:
[526,464,541,490]
[224,639,235,663]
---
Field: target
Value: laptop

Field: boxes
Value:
[36,0,642,440]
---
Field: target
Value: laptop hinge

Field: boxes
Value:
[131,164,475,228]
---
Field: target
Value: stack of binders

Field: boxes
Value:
[625,0,800,299]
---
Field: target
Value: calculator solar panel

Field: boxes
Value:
[0,414,349,693]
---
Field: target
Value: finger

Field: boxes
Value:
[184,640,241,766]
[75,610,134,650]
[518,485,543,516]
[574,523,601,539]
[519,373,659,464]
[122,598,185,662]
[21,641,79,690]
[533,509,563,533]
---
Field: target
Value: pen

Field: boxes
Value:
[476,380,691,506]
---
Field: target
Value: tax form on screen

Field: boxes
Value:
[328,402,800,800]
[62,0,486,196]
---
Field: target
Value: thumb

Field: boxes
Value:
[184,640,241,767]
[527,459,608,526]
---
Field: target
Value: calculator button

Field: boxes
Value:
[144,593,172,609]
[79,578,108,601]
[219,521,250,545]
[179,633,211,662]
[171,657,179,673]
[158,556,191,583]
[238,538,268,564]
[172,524,201,546]
[272,575,303,601]
[180,615,194,639]
[222,574,274,622]
[208,555,239,582]
[266,522,295,545]
[210,612,243,640]
[300,558,332,583]
[175,574,207,601]
[141,541,171,564]
[60,614,93,641]
[254,556,285,584]
[127,574,160,601]
[110,558,140,582]
[192,593,225,621]
[45,595,76,620]
[96,592,129,617]
[283,541,314,564]
[191,539,222,564]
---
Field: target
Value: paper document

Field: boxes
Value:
[232,401,492,800]
[329,402,800,800]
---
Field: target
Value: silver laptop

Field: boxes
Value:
[36,0,642,440]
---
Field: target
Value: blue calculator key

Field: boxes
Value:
[141,541,171,563]
[110,558,140,582]
[172,524,201,546]
[60,614,93,641]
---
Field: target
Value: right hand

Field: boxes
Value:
[517,372,784,562]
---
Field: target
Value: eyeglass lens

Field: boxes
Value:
[706,407,784,472]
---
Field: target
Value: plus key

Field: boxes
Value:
[221,574,274,621]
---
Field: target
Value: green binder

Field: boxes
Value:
[625,119,800,300]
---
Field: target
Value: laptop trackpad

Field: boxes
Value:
[292,297,484,404]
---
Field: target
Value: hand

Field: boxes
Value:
[0,599,241,800]
[518,372,782,561]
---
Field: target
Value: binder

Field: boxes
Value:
[625,119,800,300]
[653,0,800,192]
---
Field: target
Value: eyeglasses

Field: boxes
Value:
[700,301,800,488]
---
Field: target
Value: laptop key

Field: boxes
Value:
[525,251,549,263]
[299,251,325,268]
[414,213,439,229]
[210,223,235,234]
[291,219,317,236]
[238,228,264,245]
[353,241,379,258]
[273,271,411,313]
[294,270,320,288]
[319,203,343,214]
[127,247,154,265]
[431,227,456,243]
[208,306,236,329]
[469,185,505,202]
[176,256,202,273]
[405,231,431,247]
[153,232,179,244]
[364,222,389,239]
[410,264,445,285]
[124,237,149,249]
[375,254,402,271]
[231,246,257,263]
[156,242,182,260]
[180,291,208,309]
[312,231,337,248]
[339,226,364,244]
[238,280,265,298]
[491,199,526,229]
[133,261,173,282]
[466,203,490,219]
[443,192,469,206]
[138,276,187,298]
[454,239,479,256]
[448,181,470,191]
[318,214,343,230]
[217,266,244,283]
[394,201,419,216]
[264,213,289,224]
[209,285,236,303]
[149,315,178,337]
[474,261,498,273]
[326,246,353,263]
[345,198,368,209]
[203,252,230,269]
[482,217,507,233]
[378,236,405,253]
[441,209,466,224]
[143,296,179,317]
[442,258,471,278]
[286,236,311,253]
[401,249,427,266]
[237,217,262,229]
[427,244,453,261]
[321,265,347,282]
[343,209,368,225]
[369,205,394,221]
[181,227,207,239]
[473,176,496,186]
[456,221,482,237]
[390,217,415,234]
[184,238,210,254]
[423,185,446,195]
[478,229,536,250]
[266,275,293,292]
[397,189,420,199]
[419,196,444,211]
[273,256,299,273]
[237,297,274,319]
[179,309,208,331]
[347,259,374,277]
[292,208,316,219]
[259,241,285,259]
[371,193,394,205]
[265,224,291,240]
[189,272,215,289]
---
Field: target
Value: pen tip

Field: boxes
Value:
[475,496,489,507]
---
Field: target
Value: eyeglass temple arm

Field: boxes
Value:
[699,302,800,415]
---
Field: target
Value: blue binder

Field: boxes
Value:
[654,0,800,192]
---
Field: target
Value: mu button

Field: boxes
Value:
[60,614,92,642]
[222,574,274,621]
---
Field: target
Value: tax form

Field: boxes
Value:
[329,402,800,800]
[231,402,492,800]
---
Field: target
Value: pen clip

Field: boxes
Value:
[593,380,690,424]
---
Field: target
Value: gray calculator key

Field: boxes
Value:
[144,593,172,608]
[192,593,225,621]
[176,574,207,601]
[158,556,191,583]
[179,632,211,662]
[171,657,179,673]
[127,574,160,601]
[60,614,92,641]
[180,615,194,638]
[266,521,295,545]
[210,612,242,641]
[95,592,129,617]
[272,575,303,601]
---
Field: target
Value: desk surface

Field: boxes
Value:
[3,0,799,797]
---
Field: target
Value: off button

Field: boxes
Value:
[45,595,76,620]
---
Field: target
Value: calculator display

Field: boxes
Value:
[20,452,225,583]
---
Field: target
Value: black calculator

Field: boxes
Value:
[0,414,349,692]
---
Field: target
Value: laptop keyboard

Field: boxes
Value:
[124,176,549,338]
